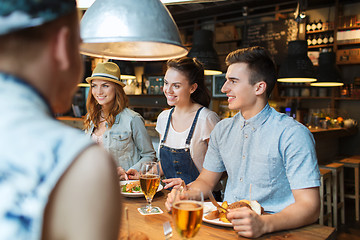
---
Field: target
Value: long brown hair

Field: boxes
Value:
[167,57,211,108]
[83,82,128,131]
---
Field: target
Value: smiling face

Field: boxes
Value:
[163,68,197,107]
[91,79,116,110]
[221,63,259,112]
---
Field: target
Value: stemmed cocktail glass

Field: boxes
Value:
[139,162,160,213]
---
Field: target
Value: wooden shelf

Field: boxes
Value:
[215,39,242,44]
[336,61,360,65]
[306,29,334,34]
[334,97,360,100]
[336,41,360,46]
[308,44,334,49]
[279,97,332,100]
[338,26,360,31]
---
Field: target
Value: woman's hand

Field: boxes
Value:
[126,169,139,180]
[117,167,128,180]
[162,178,185,190]
[165,187,180,211]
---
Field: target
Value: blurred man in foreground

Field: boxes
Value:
[0,1,120,239]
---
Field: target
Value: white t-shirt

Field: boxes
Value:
[155,107,220,172]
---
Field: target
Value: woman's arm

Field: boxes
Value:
[130,116,156,171]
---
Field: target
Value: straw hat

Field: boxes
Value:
[86,62,125,87]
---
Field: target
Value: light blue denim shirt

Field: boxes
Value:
[86,108,156,171]
[203,104,320,213]
[0,73,94,239]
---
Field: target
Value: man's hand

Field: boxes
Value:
[227,208,266,238]
[226,187,320,238]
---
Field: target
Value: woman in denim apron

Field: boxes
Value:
[155,57,220,194]
[160,106,204,184]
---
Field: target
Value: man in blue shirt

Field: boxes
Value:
[166,46,320,238]
[0,1,120,239]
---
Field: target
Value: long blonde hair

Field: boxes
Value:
[84,82,128,130]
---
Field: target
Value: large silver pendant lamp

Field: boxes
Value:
[310,52,343,87]
[277,40,317,83]
[187,29,222,75]
[80,0,188,61]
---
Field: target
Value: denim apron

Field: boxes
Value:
[159,107,203,185]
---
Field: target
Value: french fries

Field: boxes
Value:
[204,200,263,223]
[218,201,229,222]
[204,210,219,220]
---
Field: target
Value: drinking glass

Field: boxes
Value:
[172,188,204,239]
[139,162,160,213]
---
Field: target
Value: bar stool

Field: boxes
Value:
[339,157,360,221]
[319,168,333,226]
[322,163,345,228]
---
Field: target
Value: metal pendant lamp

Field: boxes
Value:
[310,52,343,87]
[278,40,317,83]
[187,29,222,75]
[109,60,136,80]
[80,0,188,61]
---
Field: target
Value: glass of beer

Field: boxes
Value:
[172,188,204,239]
[139,162,160,213]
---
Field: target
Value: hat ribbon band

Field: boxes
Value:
[91,73,119,81]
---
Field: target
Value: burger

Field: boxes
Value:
[229,200,263,215]
[204,199,263,223]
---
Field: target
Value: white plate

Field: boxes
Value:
[202,202,233,227]
[120,180,163,198]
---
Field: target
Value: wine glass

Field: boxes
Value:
[172,188,204,239]
[139,162,160,213]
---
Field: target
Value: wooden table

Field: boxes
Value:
[120,190,336,240]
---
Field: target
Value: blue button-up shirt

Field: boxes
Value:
[0,73,94,239]
[203,104,320,213]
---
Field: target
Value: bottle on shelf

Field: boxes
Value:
[311,20,317,31]
[312,34,318,45]
[307,35,313,46]
[317,34,323,45]
[323,34,329,44]
[306,21,312,32]
[323,21,329,30]
[329,33,334,44]
[317,19,323,31]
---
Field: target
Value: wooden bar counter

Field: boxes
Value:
[120,190,336,240]
[309,127,357,164]
[57,116,357,164]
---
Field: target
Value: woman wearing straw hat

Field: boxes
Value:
[84,62,156,180]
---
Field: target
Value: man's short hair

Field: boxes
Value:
[0,10,78,62]
[0,0,76,36]
[225,46,277,98]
